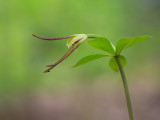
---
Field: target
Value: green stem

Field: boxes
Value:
[115,56,134,120]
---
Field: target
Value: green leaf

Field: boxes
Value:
[88,37,115,55]
[73,54,109,67]
[116,36,150,55]
[109,56,127,71]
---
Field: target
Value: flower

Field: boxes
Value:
[32,34,88,73]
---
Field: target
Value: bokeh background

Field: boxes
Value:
[0,0,160,120]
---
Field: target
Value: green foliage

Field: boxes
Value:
[74,35,150,72]
[73,54,109,67]
[88,37,115,55]
[116,36,150,55]
[109,56,126,71]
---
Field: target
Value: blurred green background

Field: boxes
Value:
[0,0,160,119]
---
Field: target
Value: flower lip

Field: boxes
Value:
[66,34,87,48]
[32,34,74,40]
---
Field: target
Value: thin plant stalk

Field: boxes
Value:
[115,56,134,120]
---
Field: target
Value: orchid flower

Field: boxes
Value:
[32,34,100,73]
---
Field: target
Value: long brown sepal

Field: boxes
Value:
[32,34,74,40]
[44,39,81,73]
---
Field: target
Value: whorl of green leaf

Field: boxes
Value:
[73,35,150,71]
